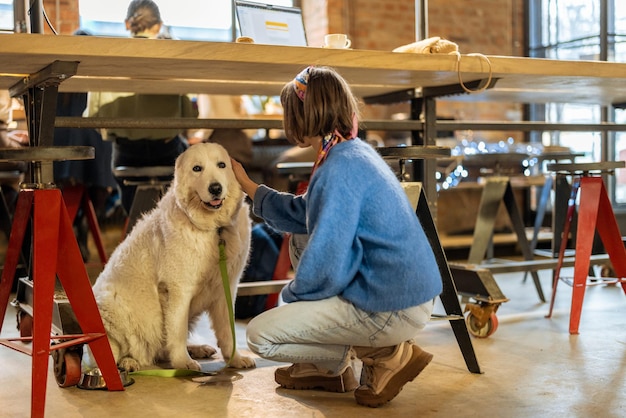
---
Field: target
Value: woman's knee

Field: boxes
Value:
[245,315,273,357]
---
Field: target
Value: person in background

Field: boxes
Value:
[85,0,197,214]
[230,66,443,408]
[0,90,28,203]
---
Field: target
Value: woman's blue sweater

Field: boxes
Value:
[252,138,443,312]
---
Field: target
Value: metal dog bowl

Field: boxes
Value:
[77,367,135,390]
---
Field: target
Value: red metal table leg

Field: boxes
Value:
[265,235,292,311]
[568,178,598,334]
[0,191,33,331]
[62,185,82,222]
[31,189,61,417]
[62,185,108,265]
[82,193,108,265]
[569,177,626,334]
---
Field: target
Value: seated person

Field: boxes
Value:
[84,0,198,215]
[87,92,197,215]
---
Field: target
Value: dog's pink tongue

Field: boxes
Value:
[210,199,223,206]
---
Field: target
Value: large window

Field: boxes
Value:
[79,0,293,41]
[0,0,295,39]
[528,0,626,204]
[0,0,13,32]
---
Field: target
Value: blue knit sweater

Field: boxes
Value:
[253,138,443,312]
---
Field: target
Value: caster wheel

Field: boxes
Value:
[18,311,33,338]
[466,312,499,338]
[52,348,83,388]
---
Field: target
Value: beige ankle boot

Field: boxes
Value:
[274,363,359,393]
[354,342,433,407]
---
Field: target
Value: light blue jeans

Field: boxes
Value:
[247,231,434,374]
[246,296,434,374]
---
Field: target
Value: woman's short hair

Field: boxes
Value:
[126,0,162,35]
[281,66,360,145]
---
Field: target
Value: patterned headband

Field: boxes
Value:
[293,66,312,101]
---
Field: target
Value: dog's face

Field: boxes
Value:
[172,142,244,230]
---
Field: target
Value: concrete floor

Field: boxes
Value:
[1,226,625,417]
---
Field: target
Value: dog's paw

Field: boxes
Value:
[171,357,202,371]
[187,344,217,359]
[118,356,141,373]
[227,353,256,369]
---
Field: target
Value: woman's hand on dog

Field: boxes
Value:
[231,158,259,199]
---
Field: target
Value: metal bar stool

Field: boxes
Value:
[112,165,174,235]
[546,161,626,334]
[0,61,124,418]
[0,147,124,418]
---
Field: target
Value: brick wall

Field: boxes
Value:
[303,0,416,51]
[42,0,80,35]
[302,0,329,47]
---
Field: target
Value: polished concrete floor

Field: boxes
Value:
[1,225,625,417]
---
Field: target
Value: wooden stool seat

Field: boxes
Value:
[545,161,626,334]
[275,161,314,176]
[547,160,624,175]
[0,146,94,163]
[376,145,452,160]
[112,165,174,179]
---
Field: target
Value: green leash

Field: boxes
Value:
[218,237,238,367]
[129,235,237,378]
[130,369,206,377]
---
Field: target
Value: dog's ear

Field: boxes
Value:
[174,147,188,171]
[171,149,188,189]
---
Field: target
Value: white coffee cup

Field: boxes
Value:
[324,33,351,49]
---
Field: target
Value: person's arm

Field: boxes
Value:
[280,168,362,302]
[0,91,28,148]
[0,121,8,148]
[0,91,11,146]
[232,157,308,233]
[231,158,258,199]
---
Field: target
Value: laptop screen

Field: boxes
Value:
[235,1,308,47]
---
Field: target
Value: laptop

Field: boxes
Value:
[234,1,308,46]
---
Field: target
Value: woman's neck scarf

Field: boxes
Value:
[293,66,358,175]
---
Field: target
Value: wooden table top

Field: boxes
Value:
[2,33,626,106]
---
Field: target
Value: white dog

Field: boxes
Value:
[92,142,254,372]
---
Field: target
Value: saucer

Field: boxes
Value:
[321,45,352,49]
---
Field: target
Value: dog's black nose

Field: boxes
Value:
[208,182,222,196]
